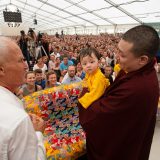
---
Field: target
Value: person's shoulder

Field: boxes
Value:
[75,76,82,81]
[60,61,64,65]
[33,64,38,70]
[48,60,52,64]
[59,62,64,68]
[61,76,69,84]
[68,60,73,65]
[129,71,157,92]
[42,79,46,83]
[0,102,28,132]
[44,63,47,68]
[33,64,38,67]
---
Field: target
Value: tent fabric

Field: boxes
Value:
[0,0,160,32]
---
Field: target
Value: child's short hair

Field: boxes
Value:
[34,69,42,75]
[79,47,102,62]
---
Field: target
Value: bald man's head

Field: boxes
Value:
[0,37,28,92]
[0,37,21,65]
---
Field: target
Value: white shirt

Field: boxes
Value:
[61,73,82,84]
[0,86,46,160]
[48,60,55,70]
[33,64,48,74]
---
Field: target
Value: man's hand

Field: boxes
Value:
[29,114,45,132]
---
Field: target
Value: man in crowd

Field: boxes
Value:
[60,54,73,76]
[62,65,82,84]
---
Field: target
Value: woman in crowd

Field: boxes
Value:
[33,55,48,75]
[48,52,56,70]
[21,71,42,97]
[45,71,61,88]
[76,62,85,80]
[53,56,61,81]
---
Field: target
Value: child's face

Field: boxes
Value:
[81,53,99,75]
[105,67,112,76]
[35,73,43,81]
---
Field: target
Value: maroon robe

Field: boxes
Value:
[78,60,159,160]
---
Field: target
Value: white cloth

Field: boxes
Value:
[0,86,46,160]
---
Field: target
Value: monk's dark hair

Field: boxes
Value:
[79,47,101,62]
[122,25,159,58]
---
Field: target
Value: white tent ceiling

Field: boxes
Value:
[0,0,160,32]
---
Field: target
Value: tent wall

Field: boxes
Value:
[45,23,138,35]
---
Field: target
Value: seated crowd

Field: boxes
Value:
[14,32,121,98]
[14,30,160,99]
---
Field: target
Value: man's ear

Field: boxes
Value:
[0,66,5,76]
[139,55,149,66]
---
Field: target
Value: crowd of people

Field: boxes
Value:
[1,25,160,160]
[14,29,121,98]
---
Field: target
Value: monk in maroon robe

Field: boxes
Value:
[78,25,159,160]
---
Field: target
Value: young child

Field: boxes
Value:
[78,47,110,109]
[34,69,46,89]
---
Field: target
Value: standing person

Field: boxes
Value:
[27,28,37,60]
[17,30,30,68]
[0,37,46,160]
[78,25,160,160]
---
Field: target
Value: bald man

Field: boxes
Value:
[0,37,46,160]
